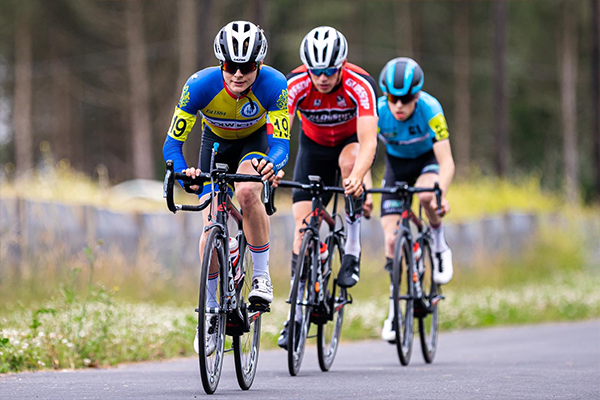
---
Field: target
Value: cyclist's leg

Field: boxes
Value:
[414,153,452,284]
[236,129,273,303]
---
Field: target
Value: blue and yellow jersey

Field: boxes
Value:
[163,65,290,173]
[377,91,449,159]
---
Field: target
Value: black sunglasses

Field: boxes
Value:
[221,61,259,75]
[387,93,416,104]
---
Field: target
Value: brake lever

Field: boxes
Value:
[434,182,442,214]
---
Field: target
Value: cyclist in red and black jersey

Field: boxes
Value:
[277,26,378,349]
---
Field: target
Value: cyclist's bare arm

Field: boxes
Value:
[344,115,378,197]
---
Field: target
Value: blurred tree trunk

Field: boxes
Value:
[394,1,412,58]
[493,0,509,177]
[559,0,579,203]
[126,0,154,179]
[176,0,201,166]
[453,1,471,177]
[197,0,213,67]
[411,1,422,62]
[592,0,600,200]
[51,31,73,164]
[13,6,33,173]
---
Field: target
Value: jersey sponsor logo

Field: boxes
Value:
[276,89,289,111]
[428,113,449,141]
[409,125,424,135]
[336,95,347,107]
[313,99,321,107]
[382,199,403,213]
[177,85,190,108]
[345,78,371,110]
[288,77,310,105]
[378,132,431,146]
[301,109,356,125]
[203,114,262,130]
[204,109,226,116]
[240,101,260,118]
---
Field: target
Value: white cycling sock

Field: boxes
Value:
[387,283,394,320]
[249,242,270,279]
[208,272,219,309]
[344,216,361,258]
[431,223,449,253]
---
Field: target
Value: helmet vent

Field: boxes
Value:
[244,23,250,32]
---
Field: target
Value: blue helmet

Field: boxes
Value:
[379,57,424,96]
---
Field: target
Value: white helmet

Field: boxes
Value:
[300,26,348,69]
[214,21,268,63]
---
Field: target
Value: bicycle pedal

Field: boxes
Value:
[248,303,271,313]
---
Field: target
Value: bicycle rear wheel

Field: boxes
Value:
[418,238,439,364]
[288,230,314,376]
[233,234,261,390]
[317,234,346,372]
[198,227,227,394]
[392,234,414,366]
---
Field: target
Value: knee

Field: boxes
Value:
[418,192,434,207]
[339,158,355,177]
[236,183,260,207]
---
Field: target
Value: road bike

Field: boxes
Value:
[275,175,353,376]
[163,143,275,394]
[367,182,445,365]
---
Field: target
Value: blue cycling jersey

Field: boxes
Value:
[163,65,290,175]
[377,91,449,159]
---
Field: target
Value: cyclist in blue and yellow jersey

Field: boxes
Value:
[162,21,290,355]
[377,57,455,342]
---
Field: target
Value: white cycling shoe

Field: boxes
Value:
[248,274,273,304]
[381,318,395,343]
[194,313,219,356]
[433,248,453,285]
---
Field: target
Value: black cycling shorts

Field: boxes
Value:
[292,131,359,206]
[197,125,268,197]
[380,150,439,216]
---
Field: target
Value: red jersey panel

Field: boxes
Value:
[287,63,378,147]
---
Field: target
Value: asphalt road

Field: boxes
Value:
[1,320,599,400]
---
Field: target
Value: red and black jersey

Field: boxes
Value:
[287,63,379,147]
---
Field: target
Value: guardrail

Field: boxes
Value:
[1,197,598,270]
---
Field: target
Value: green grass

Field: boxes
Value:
[2,226,598,373]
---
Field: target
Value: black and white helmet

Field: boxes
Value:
[214,21,268,63]
[300,26,348,69]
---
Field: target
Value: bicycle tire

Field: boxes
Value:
[233,234,261,390]
[392,234,414,366]
[288,229,314,376]
[197,227,227,394]
[418,237,439,364]
[317,234,346,372]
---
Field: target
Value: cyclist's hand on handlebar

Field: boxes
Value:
[363,193,373,218]
[433,196,450,217]
[251,157,278,182]
[183,166,202,192]
[343,175,364,198]
[272,169,285,188]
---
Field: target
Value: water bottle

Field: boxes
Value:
[229,237,241,283]
[319,242,328,264]
[413,241,424,275]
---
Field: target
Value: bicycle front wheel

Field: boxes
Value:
[198,227,227,394]
[288,229,314,376]
[233,234,261,390]
[317,234,346,372]
[418,238,439,364]
[392,234,414,366]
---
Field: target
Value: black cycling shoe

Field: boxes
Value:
[337,254,360,288]
[277,320,301,350]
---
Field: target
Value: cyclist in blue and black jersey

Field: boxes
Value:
[377,57,455,342]
[162,21,290,355]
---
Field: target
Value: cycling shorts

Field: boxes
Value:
[380,150,439,216]
[197,125,268,197]
[292,131,359,205]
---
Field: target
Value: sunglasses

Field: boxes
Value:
[221,61,259,75]
[309,67,339,77]
[387,93,416,104]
